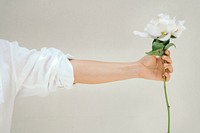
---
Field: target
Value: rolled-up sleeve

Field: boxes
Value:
[11,41,75,98]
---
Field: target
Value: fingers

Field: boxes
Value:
[162,50,173,81]
[162,64,173,81]
[163,72,171,81]
[164,50,170,56]
[164,64,173,73]
[162,55,172,64]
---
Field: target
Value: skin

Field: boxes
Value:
[69,50,173,84]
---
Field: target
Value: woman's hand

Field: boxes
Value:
[138,50,173,81]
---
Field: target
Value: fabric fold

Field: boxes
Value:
[14,44,75,98]
[0,74,4,104]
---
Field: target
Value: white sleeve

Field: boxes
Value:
[10,41,75,98]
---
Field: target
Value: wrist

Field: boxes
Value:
[126,61,144,79]
[135,61,144,79]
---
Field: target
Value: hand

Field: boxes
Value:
[138,50,173,81]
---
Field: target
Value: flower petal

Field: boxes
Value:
[159,32,171,41]
[158,13,170,21]
[172,20,186,38]
[145,24,161,37]
[133,31,149,38]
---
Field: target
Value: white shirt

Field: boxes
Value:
[0,39,75,133]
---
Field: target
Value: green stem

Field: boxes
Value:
[162,59,170,133]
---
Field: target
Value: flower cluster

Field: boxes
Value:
[134,13,186,41]
[133,13,186,57]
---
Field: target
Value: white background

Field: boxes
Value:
[0,0,199,133]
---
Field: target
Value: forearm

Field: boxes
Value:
[69,59,143,84]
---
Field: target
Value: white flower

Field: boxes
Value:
[172,20,186,38]
[133,13,186,41]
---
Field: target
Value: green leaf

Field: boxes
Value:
[156,39,162,43]
[164,43,176,50]
[171,35,176,38]
[152,39,157,44]
[163,39,170,46]
[152,41,164,51]
[145,48,164,57]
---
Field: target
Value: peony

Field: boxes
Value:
[133,13,186,41]
[133,13,186,133]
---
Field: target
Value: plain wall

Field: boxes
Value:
[0,0,199,133]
